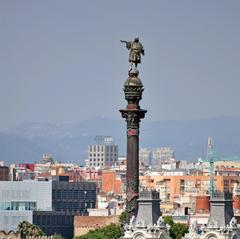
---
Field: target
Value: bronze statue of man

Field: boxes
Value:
[121,37,145,70]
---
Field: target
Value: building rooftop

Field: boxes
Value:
[74,215,118,228]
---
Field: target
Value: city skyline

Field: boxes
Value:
[0,1,240,130]
[1,2,240,238]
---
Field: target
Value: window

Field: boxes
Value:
[180,179,185,193]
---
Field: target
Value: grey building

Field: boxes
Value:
[33,179,97,239]
[151,147,175,168]
[139,148,151,166]
[33,211,74,239]
[86,136,119,168]
[51,180,96,213]
[0,166,10,181]
[0,181,52,232]
[0,179,97,239]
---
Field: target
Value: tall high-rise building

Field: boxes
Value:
[151,147,175,168]
[40,154,54,164]
[86,136,118,168]
[139,148,151,166]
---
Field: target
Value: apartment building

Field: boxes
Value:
[86,136,118,168]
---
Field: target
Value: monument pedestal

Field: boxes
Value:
[122,190,171,239]
[184,192,240,239]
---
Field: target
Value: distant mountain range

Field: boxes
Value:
[0,116,240,165]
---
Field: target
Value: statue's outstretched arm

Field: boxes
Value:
[120,40,131,49]
[120,40,129,44]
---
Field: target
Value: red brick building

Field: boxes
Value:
[102,170,122,194]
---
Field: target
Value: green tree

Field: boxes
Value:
[18,221,45,238]
[171,223,188,239]
[75,215,188,239]
[163,216,188,239]
[75,223,121,239]
[163,216,174,227]
[119,211,127,225]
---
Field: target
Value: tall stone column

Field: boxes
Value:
[120,70,147,219]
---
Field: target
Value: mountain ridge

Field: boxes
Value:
[1,116,240,165]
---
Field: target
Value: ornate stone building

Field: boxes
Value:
[183,192,240,239]
[122,190,171,239]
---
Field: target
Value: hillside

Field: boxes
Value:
[1,116,240,165]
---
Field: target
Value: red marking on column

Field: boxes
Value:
[127,129,139,136]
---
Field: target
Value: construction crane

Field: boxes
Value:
[198,137,240,197]
[207,137,214,196]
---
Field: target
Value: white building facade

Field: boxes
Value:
[0,181,52,232]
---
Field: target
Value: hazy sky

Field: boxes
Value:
[0,1,240,130]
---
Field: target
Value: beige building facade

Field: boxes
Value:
[74,215,119,237]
